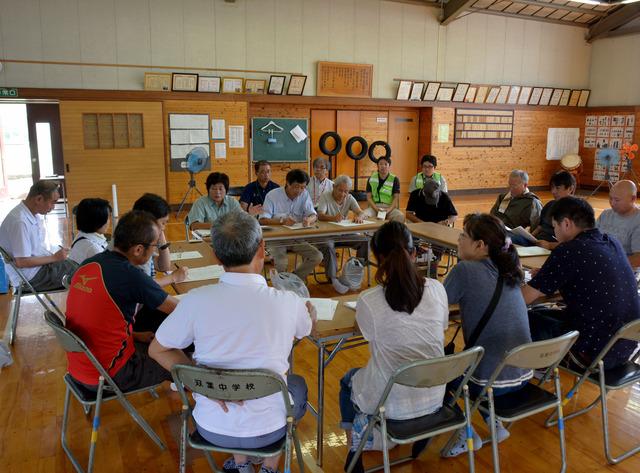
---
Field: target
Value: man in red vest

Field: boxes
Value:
[65,210,178,391]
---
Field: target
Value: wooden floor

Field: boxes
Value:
[2,190,640,473]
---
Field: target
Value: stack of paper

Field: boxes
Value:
[506,226,537,244]
[344,301,357,310]
[516,246,551,257]
[170,251,203,261]
[304,298,339,321]
[329,220,375,227]
[283,223,306,230]
[193,229,211,237]
[183,265,225,282]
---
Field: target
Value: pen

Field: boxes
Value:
[58,244,70,251]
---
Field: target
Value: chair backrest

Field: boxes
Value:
[43,310,86,353]
[585,319,640,370]
[501,331,579,371]
[171,364,289,403]
[227,186,245,197]
[392,346,485,388]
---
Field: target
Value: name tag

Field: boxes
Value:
[377,211,387,220]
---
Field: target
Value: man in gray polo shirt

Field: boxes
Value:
[597,179,640,268]
[0,180,78,290]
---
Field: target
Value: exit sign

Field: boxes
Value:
[0,88,18,97]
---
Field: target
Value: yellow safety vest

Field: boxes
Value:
[415,172,441,189]
[369,172,396,205]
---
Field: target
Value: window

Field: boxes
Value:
[83,113,144,149]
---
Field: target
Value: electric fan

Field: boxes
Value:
[176,147,208,218]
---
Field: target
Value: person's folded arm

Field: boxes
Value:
[521,284,545,305]
[149,338,192,371]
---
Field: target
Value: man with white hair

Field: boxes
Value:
[316,175,368,294]
[490,170,542,231]
[597,179,640,267]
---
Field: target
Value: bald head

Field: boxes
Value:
[609,180,638,215]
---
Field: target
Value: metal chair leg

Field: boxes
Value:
[180,405,188,473]
[293,428,305,473]
[463,385,476,473]
[346,415,376,473]
[115,392,166,450]
[379,407,391,473]
[487,387,500,473]
[9,287,21,345]
[87,377,105,473]
[61,385,84,473]
[553,369,568,473]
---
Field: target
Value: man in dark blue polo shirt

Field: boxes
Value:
[240,160,280,217]
[66,210,178,391]
[522,196,640,369]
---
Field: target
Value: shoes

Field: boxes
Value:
[169,382,178,392]
[492,419,511,444]
[222,457,253,473]
[331,277,349,294]
[440,427,483,458]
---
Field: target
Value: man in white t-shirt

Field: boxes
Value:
[0,180,78,290]
[597,180,640,267]
[316,175,368,294]
[150,211,316,473]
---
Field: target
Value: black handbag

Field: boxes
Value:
[444,275,504,355]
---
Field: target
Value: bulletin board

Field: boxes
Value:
[168,113,211,172]
[251,117,309,162]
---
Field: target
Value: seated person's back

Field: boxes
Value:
[69,198,111,264]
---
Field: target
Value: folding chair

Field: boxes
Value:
[227,186,245,197]
[0,246,67,344]
[185,218,211,241]
[451,331,579,473]
[545,319,640,464]
[171,364,305,473]
[346,346,485,473]
[43,310,166,473]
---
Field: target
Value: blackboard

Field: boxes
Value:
[251,117,309,162]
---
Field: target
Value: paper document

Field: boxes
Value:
[170,251,203,261]
[283,223,309,230]
[194,229,211,237]
[344,301,357,310]
[329,220,375,227]
[305,298,339,321]
[516,246,551,257]
[184,265,225,282]
[260,225,274,231]
[507,226,537,244]
[290,125,307,143]
[376,211,387,220]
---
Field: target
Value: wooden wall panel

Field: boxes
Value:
[417,107,432,167]
[359,111,388,181]
[430,107,586,191]
[59,100,165,213]
[388,111,419,190]
[310,109,336,164]
[336,111,361,180]
[163,100,248,206]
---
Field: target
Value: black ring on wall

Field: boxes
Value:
[319,131,342,156]
[368,140,391,163]
[345,136,368,161]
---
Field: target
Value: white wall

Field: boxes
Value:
[589,33,640,106]
[0,0,591,97]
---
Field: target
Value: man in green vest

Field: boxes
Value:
[363,156,405,222]
[409,155,448,193]
[490,169,542,233]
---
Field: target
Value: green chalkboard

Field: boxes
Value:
[251,117,309,163]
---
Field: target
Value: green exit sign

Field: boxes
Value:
[0,88,18,97]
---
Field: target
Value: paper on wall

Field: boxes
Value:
[169,114,209,129]
[211,119,225,139]
[546,128,579,160]
[215,142,227,159]
[229,126,244,148]
[290,125,307,143]
[170,129,209,144]
[171,144,210,160]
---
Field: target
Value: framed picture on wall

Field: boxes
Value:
[287,75,307,95]
[539,88,554,106]
[529,87,543,105]
[222,77,244,93]
[549,89,563,106]
[495,86,510,104]
[485,86,500,104]
[409,82,425,101]
[568,90,581,107]
[245,79,266,94]
[144,72,172,91]
[172,73,199,92]
[436,87,454,102]
[396,80,412,100]
[578,90,590,107]
[518,86,532,105]
[474,86,489,104]
[464,86,478,103]
[452,83,470,102]
[423,82,440,101]
[268,75,286,95]
[507,86,521,105]
[198,76,221,93]
[559,89,571,106]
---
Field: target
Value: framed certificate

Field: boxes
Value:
[507,86,520,105]
[268,75,286,95]
[475,86,489,104]
[452,83,470,102]
[495,85,510,104]
[528,87,543,105]
[568,90,581,107]
[222,77,244,94]
[409,82,425,101]
[144,72,171,91]
[518,86,532,105]
[559,89,571,106]
[539,88,553,106]
[578,90,590,107]
[436,87,454,102]
[172,73,198,92]
[287,75,307,95]
[198,76,221,93]
[423,82,440,102]
[464,86,478,103]
[244,79,266,94]
[396,80,412,100]
[549,89,563,106]
[485,86,500,104]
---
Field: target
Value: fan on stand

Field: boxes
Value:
[176,146,208,218]
[589,148,621,198]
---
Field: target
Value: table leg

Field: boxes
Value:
[316,344,326,466]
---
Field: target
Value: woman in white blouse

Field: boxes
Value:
[69,198,111,264]
[339,221,449,470]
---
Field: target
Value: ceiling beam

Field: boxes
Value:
[510,0,606,16]
[441,0,477,25]
[587,4,640,42]
[467,7,590,27]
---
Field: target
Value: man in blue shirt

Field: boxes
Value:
[522,197,640,369]
[240,160,280,217]
[260,169,322,280]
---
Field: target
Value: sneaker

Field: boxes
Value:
[492,419,510,444]
[440,427,482,458]
[170,382,178,392]
[222,457,253,473]
[331,277,349,294]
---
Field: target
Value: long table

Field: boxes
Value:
[169,240,220,293]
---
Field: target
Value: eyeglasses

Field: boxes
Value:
[139,242,171,251]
